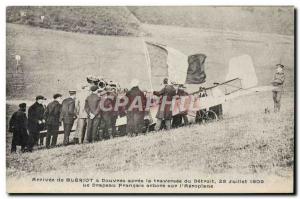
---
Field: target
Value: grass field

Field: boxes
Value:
[6,10,294,192]
[6,92,294,193]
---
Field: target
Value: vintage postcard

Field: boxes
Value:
[6,6,295,194]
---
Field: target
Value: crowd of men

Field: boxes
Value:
[8,63,285,153]
[8,77,189,153]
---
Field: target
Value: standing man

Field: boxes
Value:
[271,64,285,112]
[153,78,176,131]
[27,95,47,151]
[74,85,90,144]
[125,79,147,137]
[9,103,28,153]
[44,94,62,148]
[172,85,189,128]
[106,84,118,138]
[96,88,110,140]
[60,90,77,146]
[85,85,101,143]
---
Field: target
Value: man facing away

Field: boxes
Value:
[84,85,101,143]
[172,84,189,128]
[44,94,62,148]
[125,79,147,137]
[74,84,90,144]
[9,103,29,153]
[153,78,176,131]
[27,95,47,152]
[271,64,285,112]
[60,90,77,146]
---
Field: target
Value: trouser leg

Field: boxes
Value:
[92,118,100,142]
[63,122,73,146]
[102,115,111,140]
[76,118,87,143]
[111,116,117,137]
[134,112,144,135]
[165,119,171,130]
[86,118,93,143]
[21,144,26,152]
[182,115,189,125]
[51,126,59,147]
[276,91,282,111]
[155,118,162,131]
[11,134,17,153]
[27,131,35,151]
[273,91,278,112]
[46,126,52,148]
[126,112,134,136]
[39,134,44,145]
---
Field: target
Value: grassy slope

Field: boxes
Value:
[6,21,294,182]
[129,6,294,35]
[7,93,294,179]
[6,23,149,99]
[7,6,142,36]
[6,23,294,99]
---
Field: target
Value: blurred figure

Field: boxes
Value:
[153,78,176,131]
[9,103,28,153]
[271,64,285,112]
[96,88,110,140]
[74,85,90,144]
[106,84,118,138]
[27,95,47,152]
[44,94,62,148]
[60,90,77,146]
[85,85,101,143]
[172,84,189,128]
[125,79,147,137]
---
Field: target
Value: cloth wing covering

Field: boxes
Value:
[186,54,207,84]
[145,41,207,86]
[164,47,189,84]
[225,54,258,89]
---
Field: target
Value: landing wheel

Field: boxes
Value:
[195,109,218,124]
[204,110,218,123]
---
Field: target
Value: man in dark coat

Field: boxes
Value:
[108,86,118,138]
[172,85,189,128]
[27,95,46,151]
[153,78,176,131]
[85,85,101,143]
[99,85,118,139]
[96,89,111,140]
[44,94,62,148]
[9,103,28,153]
[125,79,147,137]
[60,90,77,146]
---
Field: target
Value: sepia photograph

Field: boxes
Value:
[5,6,295,194]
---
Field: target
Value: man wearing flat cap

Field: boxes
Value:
[27,95,47,151]
[60,90,77,146]
[9,103,29,153]
[44,94,62,148]
[85,85,101,142]
[271,64,285,112]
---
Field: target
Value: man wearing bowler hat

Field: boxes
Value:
[27,95,47,151]
[60,90,77,146]
[44,93,62,148]
[271,64,285,112]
